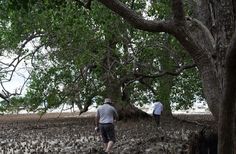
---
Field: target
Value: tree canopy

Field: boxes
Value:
[0,0,201,115]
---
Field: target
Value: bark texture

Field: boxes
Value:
[194,1,236,153]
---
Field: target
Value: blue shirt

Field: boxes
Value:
[97,103,118,124]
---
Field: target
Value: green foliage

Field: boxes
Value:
[147,0,171,19]
[0,96,26,113]
[171,68,203,110]
[0,0,203,113]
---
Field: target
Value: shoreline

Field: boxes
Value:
[0,111,213,123]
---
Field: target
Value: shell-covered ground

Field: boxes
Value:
[0,112,215,154]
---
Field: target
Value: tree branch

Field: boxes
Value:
[74,0,92,9]
[134,63,196,79]
[121,63,196,88]
[0,93,9,102]
[171,0,185,23]
[139,79,157,95]
[79,95,95,115]
[98,0,174,33]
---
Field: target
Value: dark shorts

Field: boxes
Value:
[99,123,116,143]
[153,114,161,127]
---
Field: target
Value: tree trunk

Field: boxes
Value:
[116,103,151,121]
[194,1,236,153]
[105,80,150,120]
[159,76,173,115]
[102,38,150,120]
[217,31,236,154]
[172,23,220,119]
[158,45,175,115]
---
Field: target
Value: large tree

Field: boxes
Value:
[0,0,199,117]
[96,0,236,153]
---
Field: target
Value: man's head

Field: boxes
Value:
[104,98,112,104]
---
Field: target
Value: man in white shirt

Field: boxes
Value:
[153,100,163,127]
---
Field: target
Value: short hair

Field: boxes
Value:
[104,98,111,103]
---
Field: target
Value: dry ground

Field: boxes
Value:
[0,112,215,154]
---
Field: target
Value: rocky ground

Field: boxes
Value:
[0,112,216,154]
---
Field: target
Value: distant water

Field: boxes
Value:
[11,103,211,115]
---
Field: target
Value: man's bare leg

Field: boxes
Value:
[105,141,114,153]
[103,143,108,151]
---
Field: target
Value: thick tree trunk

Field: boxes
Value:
[158,47,175,115]
[105,82,151,120]
[159,76,173,115]
[172,22,220,119]
[194,1,236,153]
[218,31,236,154]
[102,39,150,120]
[116,103,151,120]
[235,117,236,151]
[105,80,150,120]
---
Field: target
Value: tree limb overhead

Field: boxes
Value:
[98,0,175,33]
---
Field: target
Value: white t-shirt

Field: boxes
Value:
[153,102,163,115]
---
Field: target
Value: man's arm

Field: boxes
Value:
[113,109,119,121]
[153,105,156,115]
[95,110,100,127]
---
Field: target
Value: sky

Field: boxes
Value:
[0,57,29,98]
[0,39,36,98]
